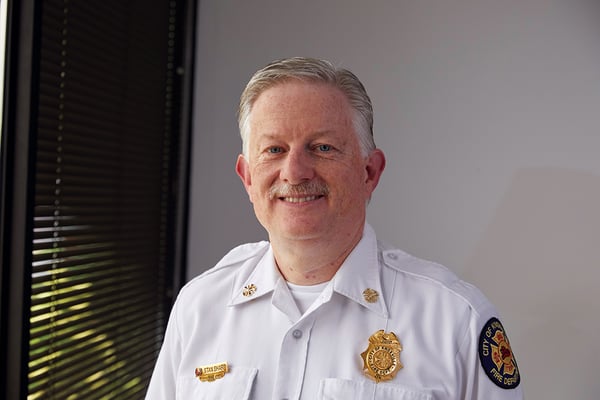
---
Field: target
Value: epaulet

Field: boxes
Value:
[379,241,457,284]
[189,241,270,282]
[378,241,491,312]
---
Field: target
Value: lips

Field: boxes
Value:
[269,181,329,202]
[280,195,323,203]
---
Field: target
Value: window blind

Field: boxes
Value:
[27,0,186,398]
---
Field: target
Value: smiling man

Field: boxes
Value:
[146,57,523,399]
[236,78,385,285]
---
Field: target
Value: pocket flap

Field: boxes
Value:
[318,378,433,400]
[176,366,258,400]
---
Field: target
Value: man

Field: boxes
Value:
[146,57,523,399]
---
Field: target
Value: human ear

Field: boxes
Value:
[235,154,253,202]
[365,149,386,193]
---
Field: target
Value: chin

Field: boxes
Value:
[277,224,327,241]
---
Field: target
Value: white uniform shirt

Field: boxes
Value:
[146,224,523,399]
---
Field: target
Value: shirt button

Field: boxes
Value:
[387,252,398,260]
[292,329,303,339]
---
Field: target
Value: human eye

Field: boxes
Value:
[315,144,332,152]
[267,146,284,154]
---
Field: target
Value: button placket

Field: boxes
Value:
[273,318,315,400]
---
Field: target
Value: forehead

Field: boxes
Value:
[249,81,354,132]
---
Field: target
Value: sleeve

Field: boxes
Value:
[145,299,183,399]
[457,306,524,400]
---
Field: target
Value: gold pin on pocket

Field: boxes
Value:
[195,361,229,382]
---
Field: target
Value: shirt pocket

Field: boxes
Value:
[176,366,258,400]
[318,378,433,400]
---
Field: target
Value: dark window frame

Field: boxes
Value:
[0,0,195,398]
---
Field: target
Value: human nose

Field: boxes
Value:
[280,149,314,184]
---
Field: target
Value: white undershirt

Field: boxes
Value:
[286,281,329,315]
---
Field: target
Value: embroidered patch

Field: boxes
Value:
[478,317,520,389]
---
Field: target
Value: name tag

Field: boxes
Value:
[195,362,229,382]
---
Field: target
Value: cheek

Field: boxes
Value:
[248,170,274,202]
[249,184,265,204]
[330,170,367,201]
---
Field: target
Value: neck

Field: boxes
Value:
[271,224,364,285]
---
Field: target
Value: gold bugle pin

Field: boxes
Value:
[195,361,229,382]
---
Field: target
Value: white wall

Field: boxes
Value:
[188,1,600,398]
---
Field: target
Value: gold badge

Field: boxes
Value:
[363,288,379,303]
[360,330,403,383]
[195,361,228,382]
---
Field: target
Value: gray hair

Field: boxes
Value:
[238,57,375,158]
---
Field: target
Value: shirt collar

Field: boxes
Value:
[328,223,388,317]
[229,223,388,318]
[229,246,281,306]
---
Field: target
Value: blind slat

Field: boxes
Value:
[27,0,182,398]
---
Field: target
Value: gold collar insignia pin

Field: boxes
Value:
[195,361,228,382]
[243,283,257,297]
[363,288,379,303]
[360,330,403,383]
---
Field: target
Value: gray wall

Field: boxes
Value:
[188,1,600,398]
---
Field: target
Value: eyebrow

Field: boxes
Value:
[255,129,340,141]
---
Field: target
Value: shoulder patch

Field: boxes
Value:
[478,317,521,389]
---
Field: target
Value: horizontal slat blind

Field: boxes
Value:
[28,0,180,398]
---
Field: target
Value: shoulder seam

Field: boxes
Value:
[381,249,493,314]
[181,241,270,291]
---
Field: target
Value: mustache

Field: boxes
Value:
[269,181,330,199]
